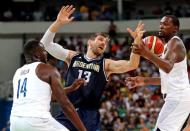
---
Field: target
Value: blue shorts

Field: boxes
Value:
[55,107,100,131]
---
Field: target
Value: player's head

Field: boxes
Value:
[23,39,47,63]
[47,53,58,66]
[159,15,180,39]
[87,33,110,56]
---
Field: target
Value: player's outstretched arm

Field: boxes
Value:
[37,64,86,131]
[105,21,144,76]
[125,76,161,89]
[40,5,77,64]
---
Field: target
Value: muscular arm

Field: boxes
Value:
[105,52,140,76]
[105,33,142,76]
[125,76,161,88]
[143,77,161,85]
[143,38,186,73]
[37,64,86,131]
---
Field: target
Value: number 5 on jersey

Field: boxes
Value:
[17,78,27,99]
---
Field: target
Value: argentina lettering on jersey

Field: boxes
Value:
[65,54,108,109]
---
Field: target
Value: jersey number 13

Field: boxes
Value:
[78,70,91,83]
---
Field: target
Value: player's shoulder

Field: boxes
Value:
[168,36,183,48]
[37,63,58,74]
[170,36,183,44]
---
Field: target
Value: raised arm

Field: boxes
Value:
[105,21,144,76]
[40,5,77,65]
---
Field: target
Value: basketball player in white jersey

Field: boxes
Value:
[125,15,190,131]
[10,40,87,131]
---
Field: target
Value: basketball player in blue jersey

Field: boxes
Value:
[125,15,190,131]
[10,40,87,131]
[41,5,144,131]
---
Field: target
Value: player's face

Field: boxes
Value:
[159,16,176,38]
[90,35,109,56]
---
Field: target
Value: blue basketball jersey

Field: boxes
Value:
[65,54,108,109]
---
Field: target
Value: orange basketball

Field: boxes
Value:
[143,36,164,55]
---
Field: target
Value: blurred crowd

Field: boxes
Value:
[1,0,190,21]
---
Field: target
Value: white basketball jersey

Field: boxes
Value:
[159,36,190,94]
[11,62,52,118]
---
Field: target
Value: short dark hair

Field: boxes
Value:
[166,15,180,29]
[23,39,40,57]
[89,32,110,41]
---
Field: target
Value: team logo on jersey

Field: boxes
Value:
[73,61,100,72]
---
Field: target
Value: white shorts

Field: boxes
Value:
[155,89,190,131]
[10,115,69,131]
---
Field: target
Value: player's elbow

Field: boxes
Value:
[162,65,173,73]
[163,68,172,73]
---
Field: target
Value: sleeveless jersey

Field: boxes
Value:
[11,62,52,118]
[159,36,190,95]
[65,54,108,109]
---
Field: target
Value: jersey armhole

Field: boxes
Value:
[103,59,109,81]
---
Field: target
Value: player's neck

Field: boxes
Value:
[164,34,176,43]
[86,50,98,59]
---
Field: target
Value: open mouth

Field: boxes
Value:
[98,47,104,50]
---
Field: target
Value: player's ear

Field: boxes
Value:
[174,26,178,33]
[87,39,93,48]
[32,51,40,61]
[33,54,39,61]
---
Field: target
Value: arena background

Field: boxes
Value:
[0,0,190,130]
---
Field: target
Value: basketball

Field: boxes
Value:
[143,36,164,55]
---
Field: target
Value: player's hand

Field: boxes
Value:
[70,78,85,91]
[132,42,150,59]
[127,21,145,39]
[56,5,75,25]
[125,76,145,89]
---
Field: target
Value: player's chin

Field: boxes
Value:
[96,51,103,56]
[158,31,164,38]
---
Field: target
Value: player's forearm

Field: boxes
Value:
[143,77,161,85]
[61,100,86,131]
[64,87,73,94]
[145,52,173,73]
[49,21,64,33]
[128,37,142,70]
[40,28,69,61]
[128,52,140,70]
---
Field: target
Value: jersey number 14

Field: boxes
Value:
[17,78,27,99]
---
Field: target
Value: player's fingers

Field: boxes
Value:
[68,17,75,22]
[68,7,75,16]
[137,23,144,33]
[127,28,135,37]
[136,21,143,31]
[57,6,65,16]
[64,5,70,11]
[66,5,73,12]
